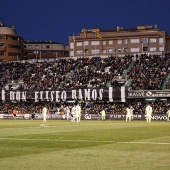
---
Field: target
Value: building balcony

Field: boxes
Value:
[0,47,6,51]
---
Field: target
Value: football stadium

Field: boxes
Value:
[0,21,170,170]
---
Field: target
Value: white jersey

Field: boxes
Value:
[42,107,48,122]
[145,105,153,117]
[66,108,70,115]
[76,105,81,117]
[126,108,131,116]
[167,110,170,117]
[42,107,48,116]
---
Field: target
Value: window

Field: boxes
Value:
[0,35,6,39]
[35,45,39,49]
[102,49,106,53]
[91,41,100,45]
[130,39,139,43]
[159,38,164,44]
[150,47,156,51]
[91,50,100,54]
[159,47,164,51]
[46,45,50,49]
[12,37,18,40]
[102,41,106,45]
[118,40,122,44]
[84,41,89,45]
[108,49,114,53]
[70,51,74,56]
[150,38,156,43]
[76,50,83,55]
[143,47,148,52]
[8,44,21,49]
[142,38,148,43]
[7,37,17,40]
[8,52,20,56]
[28,45,32,49]
[124,39,128,44]
[77,42,83,46]
[85,49,88,54]
[70,42,74,49]
[123,48,128,52]
[117,49,122,52]
[131,48,139,52]
[109,40,113,45]
[0,43,5,47]
[33,51,38,54]
[0,52,4,56]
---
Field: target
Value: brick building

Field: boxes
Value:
[0,21,69,61]
[0,22,24,61]
[69,25,170,57]
[24,40,69,60]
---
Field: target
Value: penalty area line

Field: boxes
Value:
[0,138,169,145]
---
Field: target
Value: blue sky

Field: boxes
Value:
[1,0,170,45]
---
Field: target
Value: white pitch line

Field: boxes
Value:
[40,124,49,127]
[0,138,169,145]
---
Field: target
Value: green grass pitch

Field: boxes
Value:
[0,119,169,170]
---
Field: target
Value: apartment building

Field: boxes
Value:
[24,40,69,59]
[69,25,169,57]
[0,22,24,61]
[0,21,69,61]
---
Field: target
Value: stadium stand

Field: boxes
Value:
[0,54,170,116]
[127,54,170,90]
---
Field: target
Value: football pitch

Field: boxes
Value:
[0,119,169,170]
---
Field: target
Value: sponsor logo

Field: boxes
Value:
[84,114,92,120]
[110,114,142,119]
[145,91,170,97]
[152,115,167,120]
[146,91,152,96]
[128,91,144,97]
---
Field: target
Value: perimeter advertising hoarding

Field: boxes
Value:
[128,90,170,98]
[144,90,170,98]
[0,114,167,121]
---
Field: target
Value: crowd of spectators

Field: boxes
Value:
[128,54,170,90]
[0,54,169,91]
[0,55,134,90]
[0,62,33,89]
[19,55,133,90]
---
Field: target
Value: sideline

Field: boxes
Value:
[0,138,169,145]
